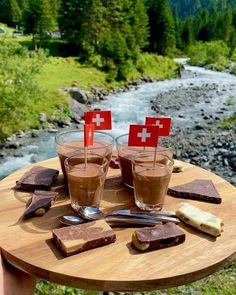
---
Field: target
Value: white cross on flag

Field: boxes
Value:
[84,111,112,130]
[128,124,159,147]
[145,117,171,136]
[84,124,94,147]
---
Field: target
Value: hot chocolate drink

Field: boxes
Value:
[65,155,108,211]
[132,156,174,211]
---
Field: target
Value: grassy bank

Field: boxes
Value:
[38,54,180,91]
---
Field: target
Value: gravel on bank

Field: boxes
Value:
[151,82,236,186]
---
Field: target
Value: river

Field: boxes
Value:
[0,59,236,180]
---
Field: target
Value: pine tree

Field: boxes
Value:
[147,0,176,55]
[22,0,57,47]
[59,0,106,57]
[182,18,194,49]
[10,0,22,25]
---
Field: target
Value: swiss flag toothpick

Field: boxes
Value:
[128,125,159,147]
[84,111,112,130]
[84,124,94,147]
[145,117,171,136]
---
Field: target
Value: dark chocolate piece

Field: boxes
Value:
[53,220,116,256]
[15,166,59,191]
[132,222,185,251]
[109,155,120,169]
[23,190,58,218]
[167,179,221,204]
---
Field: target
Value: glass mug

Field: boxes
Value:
[55,129,114,184]
[65,153,108,211]
[132,152,174,211]
[115,133,173,188]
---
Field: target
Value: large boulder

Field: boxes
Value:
[69,86,89,104]
[67,97,90,123]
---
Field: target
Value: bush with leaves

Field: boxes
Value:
[0,38,47,140]
[187,41,230,70]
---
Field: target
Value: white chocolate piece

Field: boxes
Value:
[173,160,184,172]
[176,203,223,237]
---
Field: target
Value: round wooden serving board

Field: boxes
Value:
[0,158,236,292]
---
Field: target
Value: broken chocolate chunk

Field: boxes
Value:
[109,155,120,169]
[23,190,58,219]
[167,179,222,204]
[53,220,116,256]
[15,166,59,191]
[132,222,185,251]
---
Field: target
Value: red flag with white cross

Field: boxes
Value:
[84,124,94,147]
[84,111,112,130]
[128,124,159,147]
[145,117,171,136]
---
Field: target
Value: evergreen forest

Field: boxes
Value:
[1,0,236,79]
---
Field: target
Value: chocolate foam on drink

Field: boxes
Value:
[168,179,222,204]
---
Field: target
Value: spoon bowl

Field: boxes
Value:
[58,215,84,226]
[78,206,104,220]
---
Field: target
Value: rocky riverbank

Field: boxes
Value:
[151,78,236,186]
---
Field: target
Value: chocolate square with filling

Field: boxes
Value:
[53,220,116,256]
[132,222,185,251]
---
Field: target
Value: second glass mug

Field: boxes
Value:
[55,129,115,184]
[115,133,174,188]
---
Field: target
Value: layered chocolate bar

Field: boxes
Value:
[176,202,224,237]
[168,179,222,204]
[132,222,185,251]
[53,220,116,256]
[15,166,59,191]
[23,190,58,218]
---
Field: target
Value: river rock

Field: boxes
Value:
[68,97,89,123]
[69,86,88,103]
[39,113,47,123]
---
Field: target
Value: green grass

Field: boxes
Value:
[37,54,180,93]
[38,57,109,91]
[35,260,236,294]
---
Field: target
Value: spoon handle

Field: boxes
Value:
[105,216,162,226]
[110,213,180,224]
[112,209,177,218]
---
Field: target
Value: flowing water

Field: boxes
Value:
[1,59,236,179]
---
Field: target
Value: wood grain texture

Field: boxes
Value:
[0,158,236,291]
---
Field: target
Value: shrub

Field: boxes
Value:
[187,41,230,70]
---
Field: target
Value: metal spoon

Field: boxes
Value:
[77,206,180,224]
[59,214,162,226]
[112,209,177,218]
[58,215,84,226]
